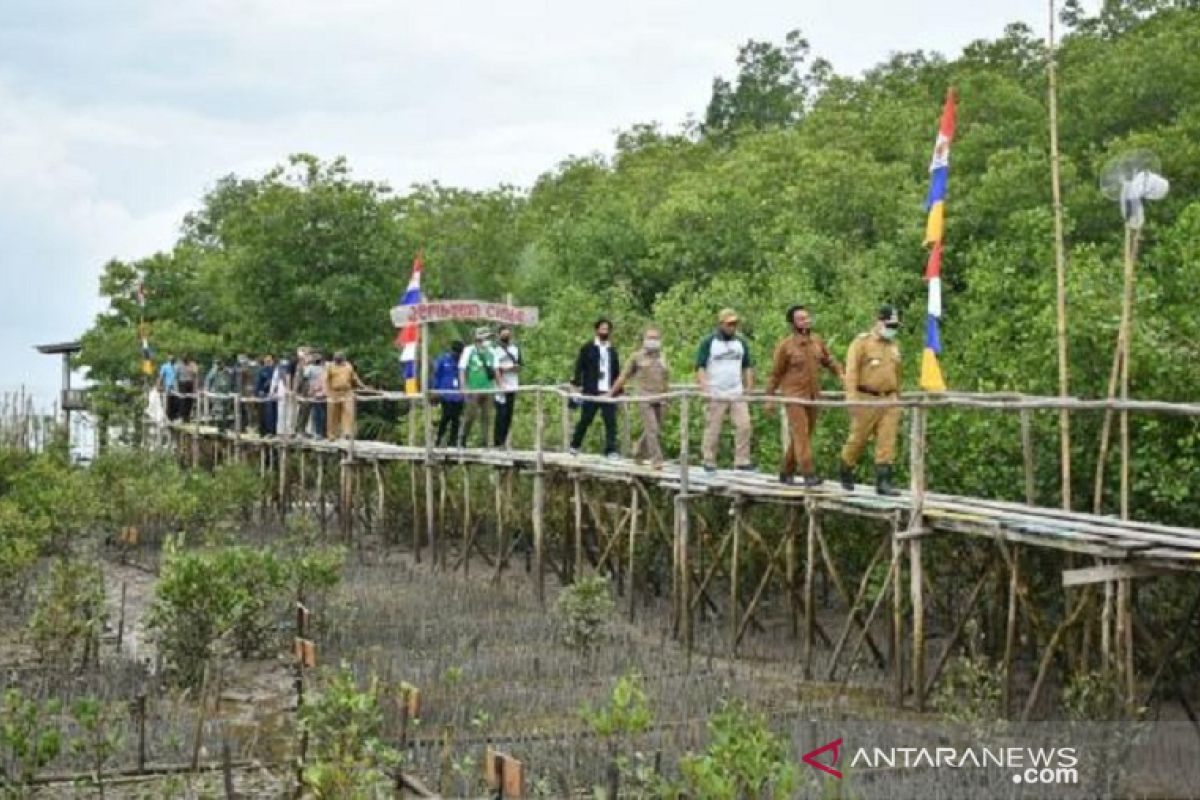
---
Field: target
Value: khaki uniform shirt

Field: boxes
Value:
[844,333,902,398]
[620,349,670,395]
[766,333,842,398]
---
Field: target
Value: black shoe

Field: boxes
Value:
[839,464,856,491]
[803,474,823,488]
[735,463,757,472]
[779,473,795,485]
[876,465,899,497]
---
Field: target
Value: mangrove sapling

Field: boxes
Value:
[69,697,125,798]
[0,688,63,794]
[579,671,656,799]
[557,576,616,667]
[29,558,106,672]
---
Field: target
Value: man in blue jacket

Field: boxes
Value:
[433,341,465,446]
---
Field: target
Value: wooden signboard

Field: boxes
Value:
[398,681,421,719]
[390,300,539,328]
[484,747,524,798]
[293,638,316,668]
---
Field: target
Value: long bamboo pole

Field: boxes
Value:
[1047,0,1072,511]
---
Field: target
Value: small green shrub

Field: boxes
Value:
[676,699,799,800]
[29,558,107,670]
[300,665,401,799]
[0,688,63,791]
[69,697,125,798]
[931,654,1003,726]
[556,576,615,657]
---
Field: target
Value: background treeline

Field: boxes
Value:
[80,0,1200,524]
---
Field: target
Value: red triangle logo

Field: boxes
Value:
[802,737,843,779]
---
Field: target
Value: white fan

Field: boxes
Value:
[1099,150,1169,230]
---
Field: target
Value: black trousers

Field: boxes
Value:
[494,392,517,446]
[437,402,463,446]
[571,399,617,455]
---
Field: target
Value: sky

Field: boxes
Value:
[0,0,1094,405]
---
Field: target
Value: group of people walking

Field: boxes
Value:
[157,348,369,440]
[427,303,904,495]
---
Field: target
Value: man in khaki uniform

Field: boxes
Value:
[610,326,670,469]
[765,305,843,486]
[325,351,367,440]
[839,305,903,496]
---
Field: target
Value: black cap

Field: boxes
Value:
[878,304,900,324]
[450,340,465,354]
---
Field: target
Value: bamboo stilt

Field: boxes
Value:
[730,499,742,659]
[804,507,818,679]
[533,390,546,605]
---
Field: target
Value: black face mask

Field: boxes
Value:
[500,336,511,345]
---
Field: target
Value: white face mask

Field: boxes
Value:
[643,337,661,351]
[880,326,899,341]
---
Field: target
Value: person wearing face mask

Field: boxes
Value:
[765,305,844,486]
[839,305,903,495]
[610,325,669,469]
[491,326,523,448]
[325,351,367,440]
[570,318,621,459]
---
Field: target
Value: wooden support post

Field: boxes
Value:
[573,476,584,581]
[628,484,640,621]
[421,322,436,568]
[533,389,546,605]
[561,393,571,452]
[785,507,798,640]
[907,404,927,709]
[373,461,386,542]
[730,498,742,659]
[1002,545,1021,718]
[678,393,692,652]
[494,468,506,581]
[315,455,325,532]
[804,506,818,679]
[462,465,472,577]
[891,517,904,707]
[1119,577,1135,708]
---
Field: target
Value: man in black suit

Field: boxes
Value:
[570,318,620,458]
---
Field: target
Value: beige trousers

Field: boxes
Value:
[702,399,752,467]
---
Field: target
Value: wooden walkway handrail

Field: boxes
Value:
[170,386,1200,416]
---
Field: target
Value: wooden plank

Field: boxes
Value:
[1062,563,1176,587]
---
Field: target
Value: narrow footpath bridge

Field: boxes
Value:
[161,386,1200,722]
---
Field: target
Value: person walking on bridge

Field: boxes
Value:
[765,305,843,486]
[839,305,903,496]
[610,325,669,469]
[570,319,621,459]
[433,341,465,446]
[458,328,497,448]
[326,351,367,440]
[697,309,755,473]
[492,326,522,448]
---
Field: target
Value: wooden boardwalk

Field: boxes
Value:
[161,387,1200,719]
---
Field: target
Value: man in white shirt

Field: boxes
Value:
[696,308,755,472]
[492,325,522,447]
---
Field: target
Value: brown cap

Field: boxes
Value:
[718,308,739,324]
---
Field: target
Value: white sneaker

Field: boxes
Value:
[606,452,620,461]
[569,448,580,456]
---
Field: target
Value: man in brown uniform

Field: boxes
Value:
[610,326,670,469]
[765,305,843,486]
[325,351,367,440]
[839,305,903,496]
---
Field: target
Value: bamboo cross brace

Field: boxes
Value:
[839,544,904,691]
[818,527,889,670]
[924,561,996,698]
[735,533,791,648]
[739,515,831,647]
[1022,587,1093,721]
[826,535,891,680]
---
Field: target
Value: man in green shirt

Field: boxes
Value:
[457,327,497,448]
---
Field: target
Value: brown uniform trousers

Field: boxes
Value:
[620,349,670,465]
[767,333,842,476]
[840,333,902,466]
[325,363,360,440]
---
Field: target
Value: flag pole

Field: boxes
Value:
[1048,0,1072,511]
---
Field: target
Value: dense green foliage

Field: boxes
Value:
[79,2,1200,522]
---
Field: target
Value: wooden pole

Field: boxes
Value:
[1002,545,1021,718]
[678,393,692,652]
[628,484,639,621]
[730,499,742,659]
[533,389,546,605]
[573,476,584,581]
[908,405,927,709]
[1020,409,1036,506]
[1119,225,1138,522]
[803,505,818,679]
[1047,0,1072,512]
[422,322,435,567]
